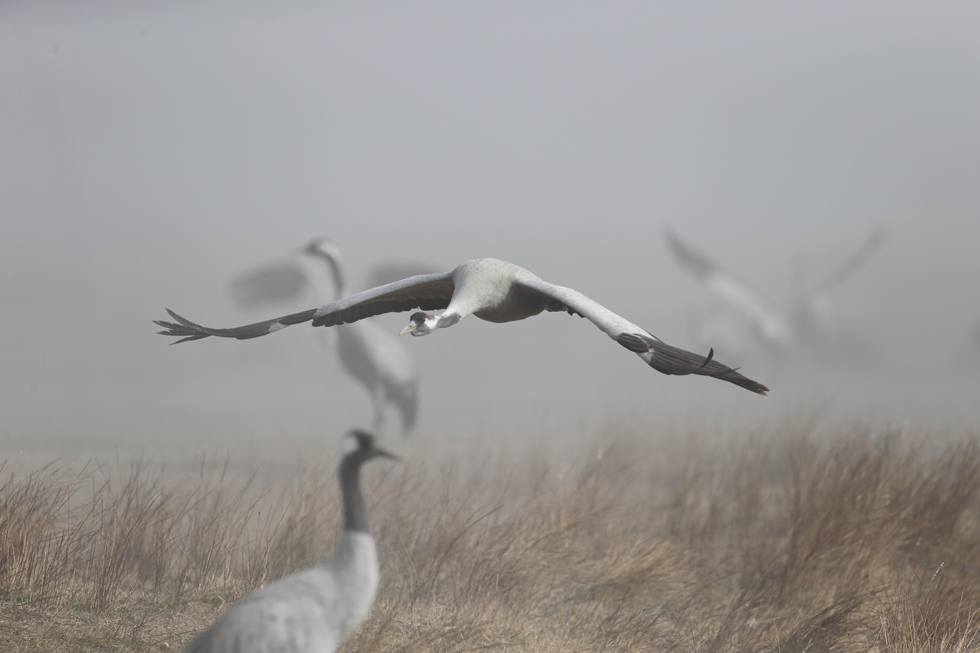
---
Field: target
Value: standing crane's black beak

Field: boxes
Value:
[368,442,401,462]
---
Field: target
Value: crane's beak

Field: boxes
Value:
[399,321,418,336]
[370,443,401,462]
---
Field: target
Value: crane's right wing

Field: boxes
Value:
[513,275,769,395]
[155,271,456,344]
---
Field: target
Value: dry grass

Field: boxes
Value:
[2,421,980,652]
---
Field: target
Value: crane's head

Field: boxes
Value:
[399,312,436,337]
[303,237,342,263]
[339,429,400,467]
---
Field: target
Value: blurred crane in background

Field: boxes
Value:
[232,238,438,435]
[664,228,887,362]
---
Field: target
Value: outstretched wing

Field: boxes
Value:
[810,228,887,296]
[664,230,786,332]
[513,275,769,395]
[155,271,456,344]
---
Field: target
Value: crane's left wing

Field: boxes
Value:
[365,262,444,292]
[513,275,769,395]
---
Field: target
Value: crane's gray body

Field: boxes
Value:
[447,259,550,323]
[334,318,418,432]
[181,532,378,653]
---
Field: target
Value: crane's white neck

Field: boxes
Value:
[433,312,461,330]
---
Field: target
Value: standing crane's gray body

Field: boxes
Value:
[334,319,418,432]
[180,430,396,653]
[181,533,377,653]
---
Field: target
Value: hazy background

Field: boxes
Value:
[2,2,979,471]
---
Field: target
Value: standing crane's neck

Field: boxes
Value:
[339,456,370,533]
[309,248,349,301]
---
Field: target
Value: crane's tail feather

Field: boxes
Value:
[618,333,769,395]
[154,308,318,343]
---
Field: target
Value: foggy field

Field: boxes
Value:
[3,417,980,653]
[4,2,980,651]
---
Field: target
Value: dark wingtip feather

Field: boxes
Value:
[156,306,320,343]
[740,379,769,396]
[165,308,195,327]
[154,310,212,344]
[641,337,770,395]
[707,366,769,395]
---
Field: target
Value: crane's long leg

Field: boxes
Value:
[369,386,386,437]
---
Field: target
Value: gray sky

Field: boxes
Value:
[2,2,979,465]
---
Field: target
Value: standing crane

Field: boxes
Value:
[179,429,398,653]
[232,238,430,434]
[156,257,769,395]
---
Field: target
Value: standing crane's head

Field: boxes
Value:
[399,312,438,337]
[303,237,342,262]
[339,429,400,467]
[301,237,348,299]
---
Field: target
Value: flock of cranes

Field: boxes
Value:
[159,233,897,651]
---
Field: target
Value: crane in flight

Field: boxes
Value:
[232,238,435,435]
[156,258,769,395]
[664,228,887,350]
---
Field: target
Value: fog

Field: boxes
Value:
[2,2,979,469]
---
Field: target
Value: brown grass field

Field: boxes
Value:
[2,418,980,652]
